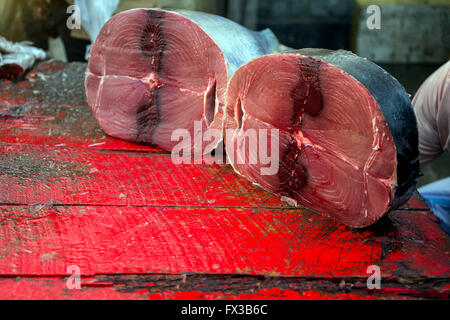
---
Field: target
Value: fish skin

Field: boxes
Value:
[295,48,420,210]
[173,10,280,77]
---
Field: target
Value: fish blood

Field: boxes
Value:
[225,49,420,227]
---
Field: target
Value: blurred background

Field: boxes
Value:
[1,0,449,185]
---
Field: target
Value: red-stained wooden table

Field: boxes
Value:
[0,61,448,300]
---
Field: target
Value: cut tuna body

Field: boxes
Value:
[225,49,419,227]
[85,9,279,153]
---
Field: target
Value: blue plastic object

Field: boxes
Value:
[418,177,450,235]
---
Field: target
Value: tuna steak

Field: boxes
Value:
[85,9,280,153]
[225,49,419,227]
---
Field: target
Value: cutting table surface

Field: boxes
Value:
[0,61,448,300]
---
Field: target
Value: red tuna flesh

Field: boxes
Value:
[85,9,280,154]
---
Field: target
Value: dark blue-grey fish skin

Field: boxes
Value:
[297,48,420,209]
[174,10,280,77]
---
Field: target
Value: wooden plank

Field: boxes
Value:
[401,192,429,210]
[0,74,156,152]
[0,144,285,208]
[0,205,448,279]
[0,62,87,107]
[0,116,157,152]
[0,144,427,210]
[0,277,148,300]
[2,276,442,300]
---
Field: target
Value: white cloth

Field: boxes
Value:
[74,0,120,60]
[412,60,450,165]
[0,36,45,72]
